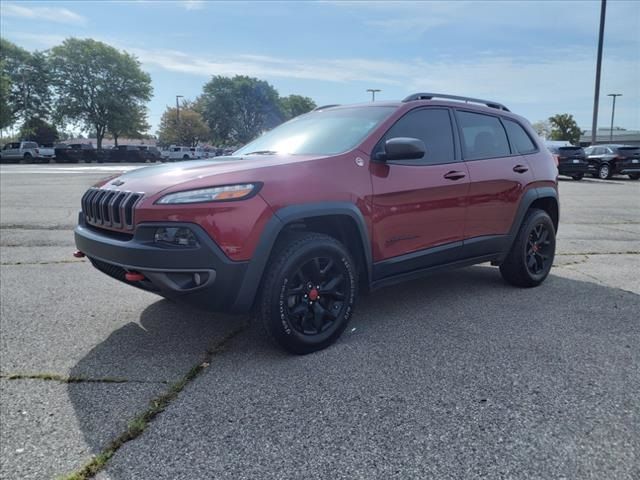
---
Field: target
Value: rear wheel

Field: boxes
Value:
[20,153,33,164]
[259,233,357,354]
[572,173,584,181]
[182,154,189,160]
[629,174,640,180]
[598,163,611,179]
[500,209,555,288]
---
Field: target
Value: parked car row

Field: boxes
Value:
[1,142,238,164]
[546,142,640,180]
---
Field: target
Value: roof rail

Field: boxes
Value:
[402,92,510,112]
[314,104,340,111]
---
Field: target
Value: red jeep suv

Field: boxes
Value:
[75,93,559,354]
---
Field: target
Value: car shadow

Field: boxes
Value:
[66,265,640,478]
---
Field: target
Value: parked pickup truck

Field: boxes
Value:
[161,146,206,162]
[0,141,41,163]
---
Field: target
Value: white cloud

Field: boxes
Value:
[130,45,639,127]
[182,0,205,11]
[1,3,87,25]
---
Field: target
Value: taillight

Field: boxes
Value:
[552,154,559,166]
[35,148,39,154]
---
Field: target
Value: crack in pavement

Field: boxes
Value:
[0,224,76,230]
[59,324,248,480]
[0,259,86,266]
[0,373,168,385]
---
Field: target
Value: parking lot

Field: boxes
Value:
[1,163,639,479]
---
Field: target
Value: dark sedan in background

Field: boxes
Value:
[584,145,640,180]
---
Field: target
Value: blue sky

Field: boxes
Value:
[1,0,639,134]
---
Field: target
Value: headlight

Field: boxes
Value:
[156,184,258,204]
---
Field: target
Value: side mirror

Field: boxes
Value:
[379,137,426,161]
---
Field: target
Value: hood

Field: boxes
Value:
[95,154,324,195]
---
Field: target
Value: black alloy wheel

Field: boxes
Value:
[283,256,348,336]
[525,223,553,276]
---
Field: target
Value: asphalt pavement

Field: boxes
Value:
[1,164,638,479]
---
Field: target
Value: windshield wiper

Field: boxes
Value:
[242,150,278,155]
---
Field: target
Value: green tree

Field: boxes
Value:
[532,120,551,140]
[200,75,282,145]
[548,114,582,145]
[0,38,52,124]
[19,117,59,144]
[157,106,210,147]
[108,104,150,147]
[279,94,316,120]
[0,62,11,130]
[49,38,152,150]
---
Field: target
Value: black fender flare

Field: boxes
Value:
[505,186,559,252]
[231,202,372,312]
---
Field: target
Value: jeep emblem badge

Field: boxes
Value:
[111,180,125,186]
[355,157,364,167]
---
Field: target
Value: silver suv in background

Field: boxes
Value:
[0,141,40,163]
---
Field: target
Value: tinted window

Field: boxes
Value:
[24,142,38,149]
[235,106,394,156]
[457,111,510,160]
[503,119,537,154]
[381,108,455,164]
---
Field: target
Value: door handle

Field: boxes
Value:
[513,165,529,173]
[443,170,466,181]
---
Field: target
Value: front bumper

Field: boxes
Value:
[74,214,248,312]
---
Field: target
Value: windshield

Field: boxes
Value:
[235,106,395,156]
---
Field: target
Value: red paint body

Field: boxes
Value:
[91,100,557,265]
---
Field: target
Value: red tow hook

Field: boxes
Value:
[125,271,145,282]
[73,250,86,258]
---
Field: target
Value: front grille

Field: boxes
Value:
[81,188,142,230]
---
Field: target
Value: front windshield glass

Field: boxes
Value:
[235,106,395,156]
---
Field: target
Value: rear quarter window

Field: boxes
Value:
[503,119,537,154]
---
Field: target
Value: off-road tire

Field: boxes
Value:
[259,232,357,354]
[500,209,555,288]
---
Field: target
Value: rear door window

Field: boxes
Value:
[456,111,511,160]
[503,119,537,154]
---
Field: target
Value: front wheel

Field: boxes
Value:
[598,163,611,179]
[629,174,640,180]
[500,209,556,288]
[259,233,357,354]
[572,173,584,181]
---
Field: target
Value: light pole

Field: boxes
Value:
[607,93,621,142]
[590,0,607,145]
[176,95,184,124]
[366,89,381,102]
